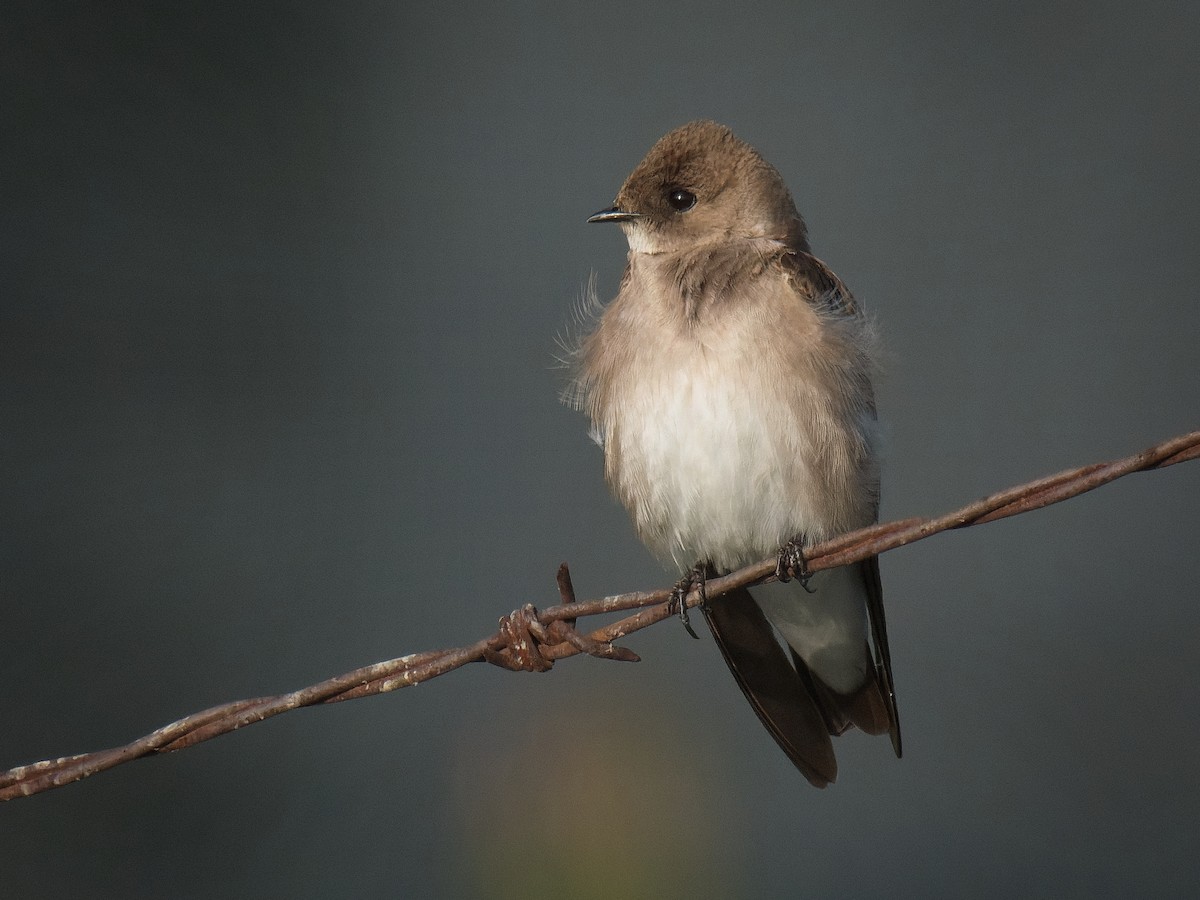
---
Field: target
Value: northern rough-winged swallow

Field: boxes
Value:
[569,120,901,786]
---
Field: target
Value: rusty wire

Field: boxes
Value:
[2,429,1197,801]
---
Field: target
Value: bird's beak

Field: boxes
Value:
[587,207,641,224]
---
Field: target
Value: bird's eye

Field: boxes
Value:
[667,188,696,212]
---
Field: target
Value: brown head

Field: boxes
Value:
[588,120,809,254]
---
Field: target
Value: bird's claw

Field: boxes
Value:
[669,564,708,639]
[776,538,816,593]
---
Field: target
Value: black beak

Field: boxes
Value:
[587,207,640,224]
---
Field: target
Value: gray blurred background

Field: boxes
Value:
[3,2,1199,897]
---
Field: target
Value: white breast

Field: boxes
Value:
[604,322,853,572]
[582,247,878,573]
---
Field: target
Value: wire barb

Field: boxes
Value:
[2,429,1197,802]
[482,567,641,671]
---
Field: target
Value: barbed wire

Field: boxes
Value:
[3,429,1198,801]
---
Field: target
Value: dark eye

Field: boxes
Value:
[667,188,696,212]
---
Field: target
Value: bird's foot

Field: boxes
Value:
[776,537,816,594]
[668,563,708,640]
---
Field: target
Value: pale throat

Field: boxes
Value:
[622,221,784,259]
[620,222,665,256]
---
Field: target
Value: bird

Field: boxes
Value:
[567,120,901,786]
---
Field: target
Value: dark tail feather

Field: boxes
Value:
[861,557,902,757]
[702,586,837,788]
[794,645,893,738]
[796,559,902,754]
